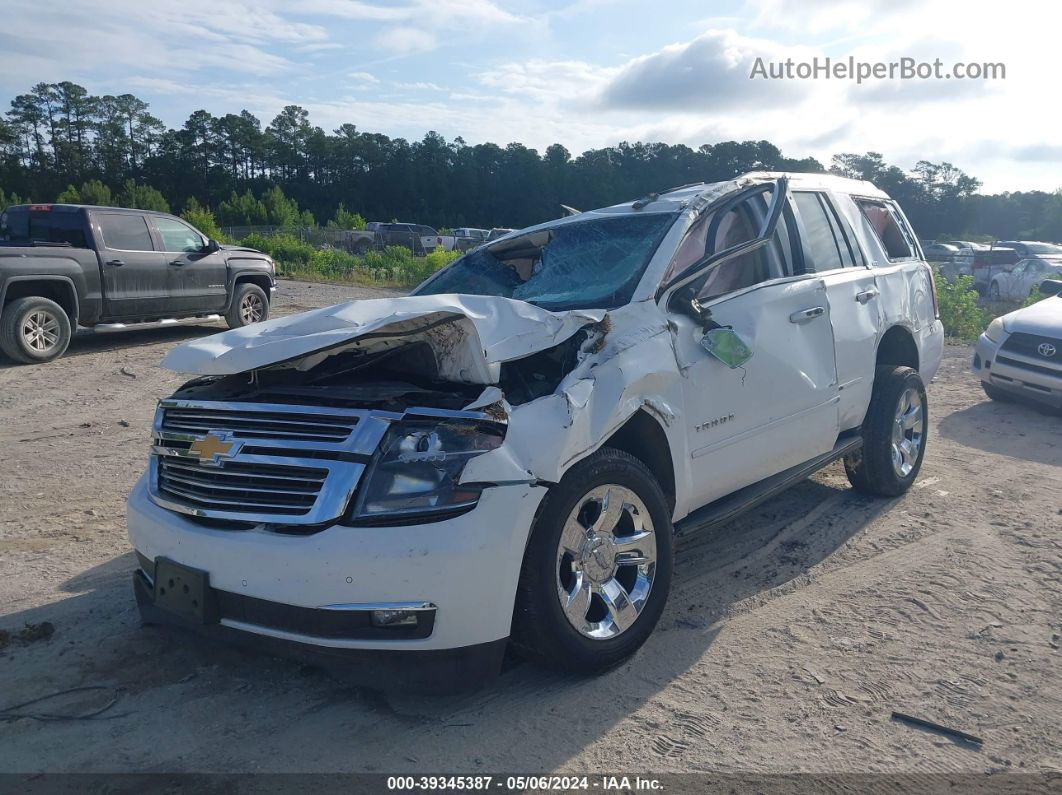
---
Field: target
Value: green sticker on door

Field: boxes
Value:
[700,327,753,368]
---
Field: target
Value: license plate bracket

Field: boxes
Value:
[153,558,218,624]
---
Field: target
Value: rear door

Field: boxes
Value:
[791,190,883,432]
[661,179,840,506]
[92,211,171,318]
[150,215,227,312]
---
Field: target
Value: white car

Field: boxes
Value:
[974,279,1062,408]
[988,258,1062,302]
[127,172,944,690]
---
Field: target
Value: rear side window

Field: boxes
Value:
[98,213,154,251]
[0,209,89,247]
[793,192,857,272]
[856,200,914,261]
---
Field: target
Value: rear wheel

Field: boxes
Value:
[511,448,673,674]
[0,296,73,364]
[225,283,269,329]
[845,366,928,497]
[988,281,1001,301]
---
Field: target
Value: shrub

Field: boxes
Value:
[240,232,316,267]
[934,269,991,341]
[181,198,224,242]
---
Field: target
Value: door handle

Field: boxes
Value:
[170,259,186,266]
[855,288,880,304]
[789,306,825,323]
[106,259,125,267]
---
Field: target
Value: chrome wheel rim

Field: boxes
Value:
[891,387,924,478]
[556,484,657,640]
[21,310,60,353]
[239,293,264,324]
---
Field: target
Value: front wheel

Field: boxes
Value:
[988,281,1001,302]
[225,283,269,329]
[845,366,928,497]
[511,448,673,674]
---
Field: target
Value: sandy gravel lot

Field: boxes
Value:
[0,280,1059,779]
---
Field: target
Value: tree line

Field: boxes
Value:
[1,80,1060,241]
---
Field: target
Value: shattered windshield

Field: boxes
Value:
[413,212,676,310]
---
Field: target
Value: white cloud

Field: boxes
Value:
[374,27,437,55]
[349,71,381,83]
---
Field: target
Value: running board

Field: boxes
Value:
[93,315,221,333]
[675,430,863,537]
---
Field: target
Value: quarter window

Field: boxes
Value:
[856,200,914,261]
[98,214,154,251]
[154,217,205,252]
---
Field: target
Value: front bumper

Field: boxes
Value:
[127,474,548,657]
[973,332,1062,408]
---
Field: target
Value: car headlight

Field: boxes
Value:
[984,317,1005,343]
[352,418,504,520]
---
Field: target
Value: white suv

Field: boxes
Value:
[127,172,944,689]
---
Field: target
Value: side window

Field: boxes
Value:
[793,192,856,272]
[667,185,795,304]
[98,213,154,251]
[153,217,205,252]
[855,200,914,261]
[1011,262,1027,275]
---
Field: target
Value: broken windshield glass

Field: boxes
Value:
[414,212,676,310]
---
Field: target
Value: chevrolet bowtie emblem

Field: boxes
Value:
[188,433,238,464]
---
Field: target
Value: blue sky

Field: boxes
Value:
[0,0,1056,192]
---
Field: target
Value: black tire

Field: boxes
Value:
[0,296,73,364]
[844,366,928,497]
[225,283,269,329]
[988,281,1001,302]
[981,381,1013,402]
[354,239,372,256]
[510,447,674,674]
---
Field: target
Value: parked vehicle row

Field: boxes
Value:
[127,171,944,691]
[0,203,276,363]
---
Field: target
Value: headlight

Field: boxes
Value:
[352,418,504,520]
[984,317,1005,343]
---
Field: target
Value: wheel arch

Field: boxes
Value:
[876,324,919,373]
[600,409,676,516]
[229,272,273,307]
[1,276,79,325]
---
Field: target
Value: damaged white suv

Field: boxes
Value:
[127,172,943,688]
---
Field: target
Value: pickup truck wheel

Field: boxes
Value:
[0,296,72,364]
[844,366,927,497]
[988,281,1001,301]
[511,448,673,674]
[226,283,269,329]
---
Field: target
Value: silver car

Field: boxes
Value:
[974,279,1062,407]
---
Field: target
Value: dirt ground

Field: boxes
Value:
[0,280,1059,778]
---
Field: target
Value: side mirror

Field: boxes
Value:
[1038,279,1062,296]
[204,239,221,253]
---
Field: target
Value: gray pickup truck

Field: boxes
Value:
[0,203,276,363]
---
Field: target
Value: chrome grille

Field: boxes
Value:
[160,405,360,442]
[157,458,327,515]
[150,399,391,526]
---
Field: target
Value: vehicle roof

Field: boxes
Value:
[589,171,891,216]
[6,203,175,218]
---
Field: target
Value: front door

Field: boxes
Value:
[93,211,171,319]
[150,215,228,313]
[661,180,840,507]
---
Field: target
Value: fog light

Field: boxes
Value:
[371,609,419,627]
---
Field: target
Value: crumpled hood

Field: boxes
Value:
[1004,295,1062,337]
[162,293,606,384]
